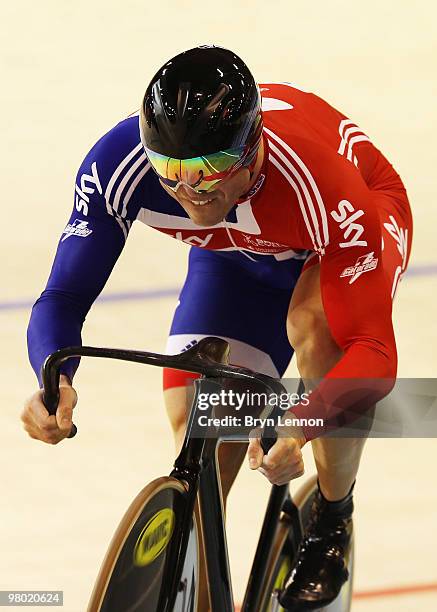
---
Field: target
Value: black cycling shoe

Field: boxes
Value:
[279,481,354,611]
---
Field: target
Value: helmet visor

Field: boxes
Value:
[144,146,247,192]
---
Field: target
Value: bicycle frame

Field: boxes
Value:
[41,337,302,612]
[170,377,235,610]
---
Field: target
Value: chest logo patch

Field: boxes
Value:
[174,232,213,247]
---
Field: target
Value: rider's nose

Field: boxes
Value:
[177,184,196,199]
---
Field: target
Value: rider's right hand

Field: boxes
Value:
[21,375,77,444]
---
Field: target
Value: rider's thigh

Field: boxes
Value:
[164,385,195,451]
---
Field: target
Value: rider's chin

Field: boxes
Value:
[183,199,224,225]
[190,209,223,227]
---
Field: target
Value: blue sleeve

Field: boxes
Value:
[27,117,147,385]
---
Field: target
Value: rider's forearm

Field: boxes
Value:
[27,290,86,387]
[291,340,397,440]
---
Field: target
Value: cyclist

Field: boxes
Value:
[22,46,412,609]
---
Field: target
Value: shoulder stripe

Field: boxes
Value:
[266,142,320,248]
[346,135,370,161]
[338,124,361,155]
[120,162,151,218]
[112,151,148,214]
[103,197,130,241]
[104,142,143,204]
[338,119,370,161]
[264,127,329,248]
[268,150,318,253]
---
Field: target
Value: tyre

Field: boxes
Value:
[261,524,295,612]
[88,477,199,612]
[263,476,354,612]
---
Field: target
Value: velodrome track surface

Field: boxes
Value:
[2,1,436,610]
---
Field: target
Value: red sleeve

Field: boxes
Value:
[291,152,396,440]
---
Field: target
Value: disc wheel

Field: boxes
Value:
[88,477,199,612]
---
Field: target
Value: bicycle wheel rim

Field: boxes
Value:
[88,477,199,612]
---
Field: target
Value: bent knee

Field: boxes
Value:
[164,386,195,446]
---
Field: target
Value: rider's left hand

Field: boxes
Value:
[247,413,306,485]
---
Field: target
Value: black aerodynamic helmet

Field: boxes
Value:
[140,45,263,161]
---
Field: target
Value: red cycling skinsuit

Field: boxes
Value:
[162,83,412,439]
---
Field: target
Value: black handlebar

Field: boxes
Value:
[41,337,284,449]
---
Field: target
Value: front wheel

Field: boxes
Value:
[88,477,199,612]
